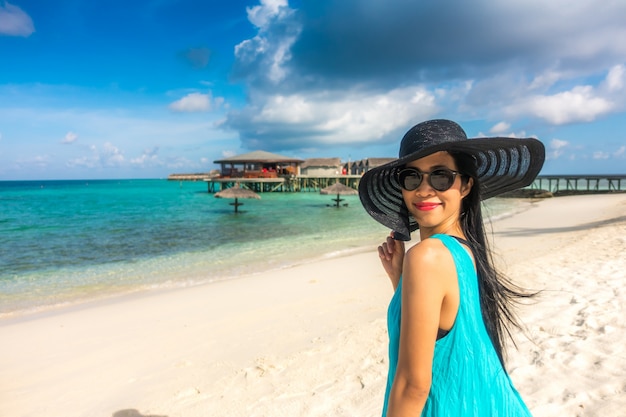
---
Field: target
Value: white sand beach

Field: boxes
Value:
[1,193,625,417]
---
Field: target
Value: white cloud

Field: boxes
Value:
[61,131,78,144]
[551,138,569,149]
[593,151,610,159]
[130,147,161,166]
[549,138,570,159]
[229,0,626,153]
[528,70,563,91]
[67,142,125,169]
[15,154,49,169]
[164,156,196,170]
[497,65,626,125]
[246,0,288,29]
[511,86,613,125]
[228,85,438,149]
[101,142,124,166]
[613,146,626,158]
[66,156,96,169]
[476,129,529,139]
[0,1,34,36]
[604,64,625,92]
[234,0,300,84]
[489,122,511,134]
[169,92,214,112]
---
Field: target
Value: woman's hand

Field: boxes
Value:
[378,232,405,290]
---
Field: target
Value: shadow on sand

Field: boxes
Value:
[493,215,626,237]
[113,410,167,417]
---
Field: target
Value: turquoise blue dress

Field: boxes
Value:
[382,234,532,416]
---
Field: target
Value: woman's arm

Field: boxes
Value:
[378,232,405,290]
[385,239,456,416]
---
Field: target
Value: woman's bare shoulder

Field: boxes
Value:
[406,237,451,259]
[404,238,455,274]
[402,238,457,302]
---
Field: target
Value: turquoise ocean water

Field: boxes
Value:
[0,179,528,317]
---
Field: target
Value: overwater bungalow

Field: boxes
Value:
[214,150,304,178]
[300,158,342,176]
[171,151,400,193]
[352,158,396,175]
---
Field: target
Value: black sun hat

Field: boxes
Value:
[358,119,545,241]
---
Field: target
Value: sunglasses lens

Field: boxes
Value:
[399,169,422,191]
[430,170,455,191]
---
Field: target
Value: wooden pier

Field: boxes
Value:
[530,175,626,195]
[169,172,626,196]
[204,175,362,193]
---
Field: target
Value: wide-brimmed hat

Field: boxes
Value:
[358,119,545,240]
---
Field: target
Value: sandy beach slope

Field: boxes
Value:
[1,193,625,417]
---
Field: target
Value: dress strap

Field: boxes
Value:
[442,235,476,264]
[450,235,470,246]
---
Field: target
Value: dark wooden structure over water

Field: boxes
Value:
[214,150,303,179]
[204,175,362,193]
[168,151,396,193]
[530,175,626,195]
[204,150,363,192]
[168,151,622,197]
[169,161,626,196]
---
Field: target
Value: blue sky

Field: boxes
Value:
[1,0,625,180]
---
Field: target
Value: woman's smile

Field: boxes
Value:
[414,201,441,211]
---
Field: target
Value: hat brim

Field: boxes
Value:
[358,137,545,241]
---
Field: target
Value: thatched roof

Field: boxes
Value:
[301,158,341,168]
[320,182,358,195]
[214,185,261,200]
[214,150,304,164]
[366,157,396,167]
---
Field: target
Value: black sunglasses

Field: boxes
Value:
[397,167,461,192]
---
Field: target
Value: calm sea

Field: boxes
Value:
[0,179,528,316]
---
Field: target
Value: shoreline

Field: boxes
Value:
[0,197,535,320]
[1,194,625,417]
[0,234,391,321]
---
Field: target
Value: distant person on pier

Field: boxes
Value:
[359,119,545,416]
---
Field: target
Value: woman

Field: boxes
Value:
[358,119,545,416]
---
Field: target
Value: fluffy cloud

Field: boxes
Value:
[498,65,626,124]
[549,138,570,159]
[225,0,626,152]
[169,92,223,112]
[515,86,613,125]
[489,122,511,135]
[0,1,34,37]
[67,142,124,168]
[130,147,161,166]
[101,142,124,166]
[605,65,625,91]
[246,0,288,29]
[16,154,49,168]
[226,85,438,150]
[61,131,78,144]
[234,0,299,85]
[235,0,626,87]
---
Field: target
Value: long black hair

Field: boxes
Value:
[450,151,533,368]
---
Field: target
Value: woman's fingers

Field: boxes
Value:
[378,234,400,262]
[378,243,390,261]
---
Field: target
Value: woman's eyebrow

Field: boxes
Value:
[418,164,453,171]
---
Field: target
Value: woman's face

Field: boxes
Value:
[401,151,473,238]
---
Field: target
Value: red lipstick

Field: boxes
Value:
[415,202,441,211]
